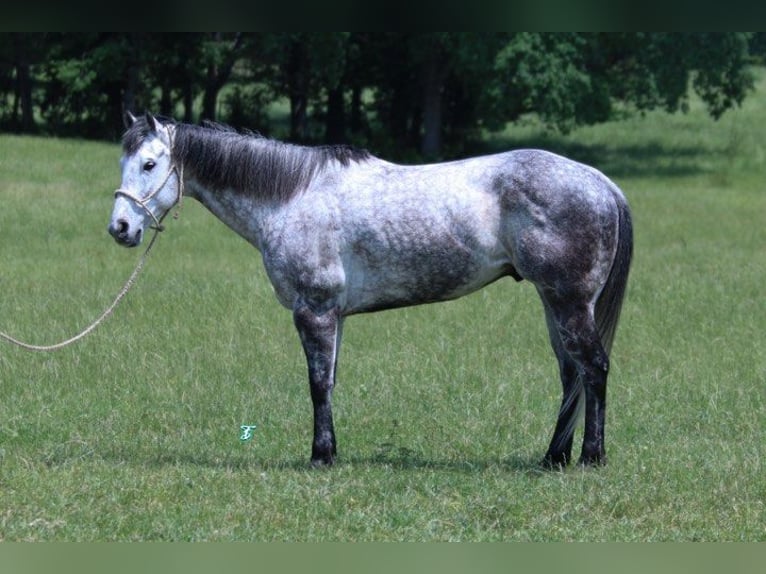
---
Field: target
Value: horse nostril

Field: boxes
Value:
[109,218,130,240]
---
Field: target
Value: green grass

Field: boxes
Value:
[1,72,765,541]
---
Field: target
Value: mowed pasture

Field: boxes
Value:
[1,74,764,542]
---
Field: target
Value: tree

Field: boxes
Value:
[0,33,756,155]
[342,33,755,158]
[200,32,245,121]
[0,33,42,132]
[11,33,35,132]
[260,33,351,142]
[142,34,205,121]
[366,33,754,159]
[485,33,754,135]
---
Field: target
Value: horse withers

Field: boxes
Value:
[109,112,632,468]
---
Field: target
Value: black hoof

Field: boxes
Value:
[310,456,335,468]
[578,453,607,467]
[541,451,571,470]
[310,444,336,468]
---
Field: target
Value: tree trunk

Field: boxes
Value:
[123,50,139,114]
[183,81,194,123]
[420,53,447,159]
[202,32,243,121]
[350,84,363,135]
[325,85,346,144]
[12,33,34,132]
[106,82,124,139]
[288,38,310,141]
[159,82,173,116]
[202,85,218,121]
[388,82,410,147]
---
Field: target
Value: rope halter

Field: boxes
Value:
[113,130,184,232]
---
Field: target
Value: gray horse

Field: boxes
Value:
[110,113,632,468]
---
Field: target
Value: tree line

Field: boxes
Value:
[0,33,759,160]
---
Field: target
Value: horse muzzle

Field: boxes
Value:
[108,217,143,247]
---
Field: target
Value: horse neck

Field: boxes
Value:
[181,173,278,252]
[170,128,311,249]
[173,126,323,203]
[171,126,366,250]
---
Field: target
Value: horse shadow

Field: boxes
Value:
[93,443,556,477]
[346,450,550,476]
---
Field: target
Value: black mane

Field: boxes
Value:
[122,117,371,202]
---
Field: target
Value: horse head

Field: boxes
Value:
[109,112,181,247]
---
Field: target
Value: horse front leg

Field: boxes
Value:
[293,303,343,467]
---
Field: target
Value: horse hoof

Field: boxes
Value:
[540,460,565,471]
[578,453,607,467]
[540,452,571,470]
[310,456,335,468]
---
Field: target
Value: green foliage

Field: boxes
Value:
[0,69,765,542]
[691,33,753,119]
[491,33,596,132]
[0,33,758,159]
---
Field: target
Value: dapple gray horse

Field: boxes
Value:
[109,113,632,468]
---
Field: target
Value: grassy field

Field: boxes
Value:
[0,74,764,542]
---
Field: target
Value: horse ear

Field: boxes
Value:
[124,111,137,128]
[144,111,158,133]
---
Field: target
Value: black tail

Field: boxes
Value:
[595,189,633,355]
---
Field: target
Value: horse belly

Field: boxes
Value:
[342,223,509,314]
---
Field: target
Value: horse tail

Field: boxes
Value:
[595,187,633,355]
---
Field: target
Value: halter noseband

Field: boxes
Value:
[114,132,184,232]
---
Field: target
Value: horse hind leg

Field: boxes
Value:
[541,302,583,468]
[540,295,610,467]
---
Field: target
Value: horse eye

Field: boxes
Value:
[143,160,156,172]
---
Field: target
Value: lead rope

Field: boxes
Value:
[0,153,183,352]
[0,227,161,352]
